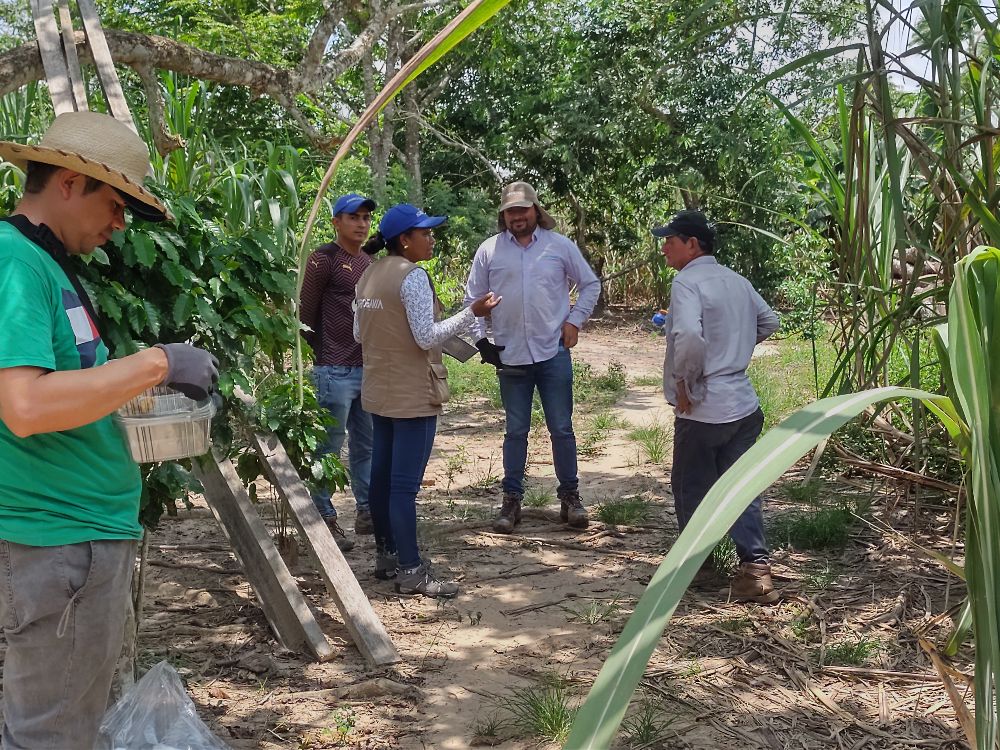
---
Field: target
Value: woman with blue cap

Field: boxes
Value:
[354,203,500,597]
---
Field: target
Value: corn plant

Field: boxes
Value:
[565,247,998,749]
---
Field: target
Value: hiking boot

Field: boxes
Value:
[394,562,459,598]
[374,548,398,580]
[730,562,780,604]
[325,517,355,553]
[493,492,522,534]
[690,557,722,590]
[354,508,374,535]
[559,489,589,529]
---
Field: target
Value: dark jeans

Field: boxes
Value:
[368,414,437,570]
[498,346,577,497]
[671,408,769,563]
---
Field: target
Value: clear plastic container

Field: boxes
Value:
[114,386,217,463]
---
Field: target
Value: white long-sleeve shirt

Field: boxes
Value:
[354,267,475,350]
[463,228,600,365]
[662,255,779,424]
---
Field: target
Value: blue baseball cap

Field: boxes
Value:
[333,193,376,216]
[379,203,447,241]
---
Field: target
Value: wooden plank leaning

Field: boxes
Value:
[252,432,401,667]
[56,0,88,109]
[31,0,75,114]
[195,454,335,662]
[74,0,136,131]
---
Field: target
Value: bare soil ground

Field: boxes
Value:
[15,318,975,749]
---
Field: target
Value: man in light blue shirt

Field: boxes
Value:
[465,182,600,533]
[657,210,781,604]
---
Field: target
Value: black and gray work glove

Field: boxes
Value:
[154,343,220,401]
[476,338,505,369]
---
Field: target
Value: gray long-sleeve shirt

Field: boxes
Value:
[464,228,601,366]
[663,255,780,424]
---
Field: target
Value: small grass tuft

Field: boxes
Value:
[631,373,662,387]
[621,699,676,748]
[717,615,754,634]
[627,422,669,465]
[574,360,627,409]
[523,487,555,508]
[782,480,823,504]
[470,710,508,744]
[768,503,858,550]
[712,537,739,575]
[563,596,624,625]
[596,496,652,525]
[501,678,577,743]
[823,636,881,666]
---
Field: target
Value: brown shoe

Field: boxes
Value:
[493,493,522,533]
[730,562,780,604]
[354,508,374,535]
[325,517,355,552]
[690,557,722,590]
[558,489,589,529]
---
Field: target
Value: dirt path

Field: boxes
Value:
[104,320,969,748]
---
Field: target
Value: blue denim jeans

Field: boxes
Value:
[312,366,373,519]
[368,414,437,570]
[498,346,578,497]
[671,408,770,563]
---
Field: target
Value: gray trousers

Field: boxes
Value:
[0,539,137,750]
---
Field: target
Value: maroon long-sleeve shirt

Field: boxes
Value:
[299,242,372,366]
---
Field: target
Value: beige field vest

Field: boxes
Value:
[356,255,449,418]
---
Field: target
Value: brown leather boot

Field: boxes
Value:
[493,492,522,533]
[558,489,589,529]
[730,562,780,604]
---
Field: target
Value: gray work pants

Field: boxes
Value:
[0,539,137,749]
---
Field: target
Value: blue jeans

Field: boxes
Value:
[498,346,577,497]
[368,415,437,570]
[312,366,373,519]
[671,408,770,563]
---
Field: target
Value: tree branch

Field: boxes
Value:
[133,63,185,157]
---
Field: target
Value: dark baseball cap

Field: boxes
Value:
[333,192,376,216]
[651,210,715,246]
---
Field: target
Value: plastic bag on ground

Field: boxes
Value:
[95,660,231,750]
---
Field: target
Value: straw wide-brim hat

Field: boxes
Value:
[497,181,556,231]
[0,111,170,222]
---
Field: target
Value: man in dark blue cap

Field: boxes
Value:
[300,192,378,550]
[654,209,781,604]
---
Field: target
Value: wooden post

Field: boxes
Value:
[75,0,137,131]
[195,455,335,662]
[253,432,400,667]
[30,0,75,114]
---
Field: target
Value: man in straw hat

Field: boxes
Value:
[464,181,600,535]
[0,110,218,748]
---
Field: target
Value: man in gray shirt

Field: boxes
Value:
[657,210,781,604]
[465,182,601,533]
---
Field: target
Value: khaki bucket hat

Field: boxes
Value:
[497,181,556,231]
[0,111,170,222]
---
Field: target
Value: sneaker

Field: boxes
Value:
[324,517,355,553]
[394,562,459,598]
[558,489,589,529]
[730,561,780,604]
[492,492,522,534]
[354,508,374,536]
[374,548,398,580]
[689,557,722,590]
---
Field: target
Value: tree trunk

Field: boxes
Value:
[403,87,422,204]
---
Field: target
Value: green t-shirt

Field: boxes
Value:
[0,222,142,546]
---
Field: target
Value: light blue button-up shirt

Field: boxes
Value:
[663,255,779,424]
[464,228,601,366]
